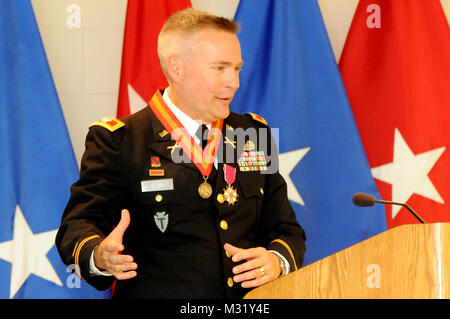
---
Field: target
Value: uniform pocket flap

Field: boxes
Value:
[237,173,265,199]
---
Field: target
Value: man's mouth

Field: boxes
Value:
[216,96,232,104]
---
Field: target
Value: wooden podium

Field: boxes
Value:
[245,223,450,299]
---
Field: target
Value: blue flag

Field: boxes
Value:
[232,0,387,265]
[0,0,109,298]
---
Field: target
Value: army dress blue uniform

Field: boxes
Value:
[55,90,306,299]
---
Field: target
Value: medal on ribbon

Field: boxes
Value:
[198,176,213,199]
[223,164,238,205]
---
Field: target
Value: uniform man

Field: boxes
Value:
[56,8,306,299]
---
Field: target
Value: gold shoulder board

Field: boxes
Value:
[247,112,268,126]
[89,117,125,132]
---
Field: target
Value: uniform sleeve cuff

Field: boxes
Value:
[268,238,298,272]
[89,246,113,276]
[268,250,290,276]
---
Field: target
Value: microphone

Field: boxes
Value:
[352,193,425,224]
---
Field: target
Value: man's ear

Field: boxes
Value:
[166,55,183,84]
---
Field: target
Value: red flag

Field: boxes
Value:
[339,0,450,228]
[116,0,191,118]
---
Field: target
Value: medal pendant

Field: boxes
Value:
[223,185,238,205]
[198,180,212,199]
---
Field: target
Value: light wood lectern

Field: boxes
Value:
[245,223,450,299]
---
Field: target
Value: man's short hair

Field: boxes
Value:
[157,8,240,77]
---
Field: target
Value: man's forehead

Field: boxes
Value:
[184,29,242,60]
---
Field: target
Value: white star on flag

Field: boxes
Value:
[0,205,62,298]
[279,147,310,206]
[371,128,445,219]
[128,83,147,114]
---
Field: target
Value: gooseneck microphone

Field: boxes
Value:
[352,193,425,224]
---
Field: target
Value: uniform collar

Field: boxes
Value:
[162,87,211,146]
[147,89,223,175]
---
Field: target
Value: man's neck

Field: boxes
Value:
[166,86,210,125]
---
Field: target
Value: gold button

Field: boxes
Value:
[155,194,163,202]
[227,277,234,287]
[220,220,228,230]
[260,188,264,195]
[217,193,225,204]
[225,250,232,258]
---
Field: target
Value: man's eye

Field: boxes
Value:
[213,66,224,71]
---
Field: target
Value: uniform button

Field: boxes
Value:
[217,193,225,204]
[259,187,264,195]
[227,277,234,287]
[220,220,228,230]
[155,194,163,202]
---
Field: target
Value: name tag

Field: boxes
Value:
[141,178,174,192]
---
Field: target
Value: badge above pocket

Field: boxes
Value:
[238,151,268,172]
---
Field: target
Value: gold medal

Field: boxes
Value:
[198,178,212,199]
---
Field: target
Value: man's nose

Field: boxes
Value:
[225,69,240,90]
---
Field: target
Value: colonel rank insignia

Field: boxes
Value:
[247,113,268,126]
[89,117,125,132]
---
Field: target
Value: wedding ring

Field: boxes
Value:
[259,267,265,276]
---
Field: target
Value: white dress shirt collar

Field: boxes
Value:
[162,87,211,144]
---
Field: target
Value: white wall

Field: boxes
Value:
[30,0,450,166]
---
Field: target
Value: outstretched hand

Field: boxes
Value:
[93,209,137,280]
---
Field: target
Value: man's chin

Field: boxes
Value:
[217,107,230,120]
[206,104,231,122]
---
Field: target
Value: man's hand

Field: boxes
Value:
[224,243,281,288]
[93,209,137,280]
